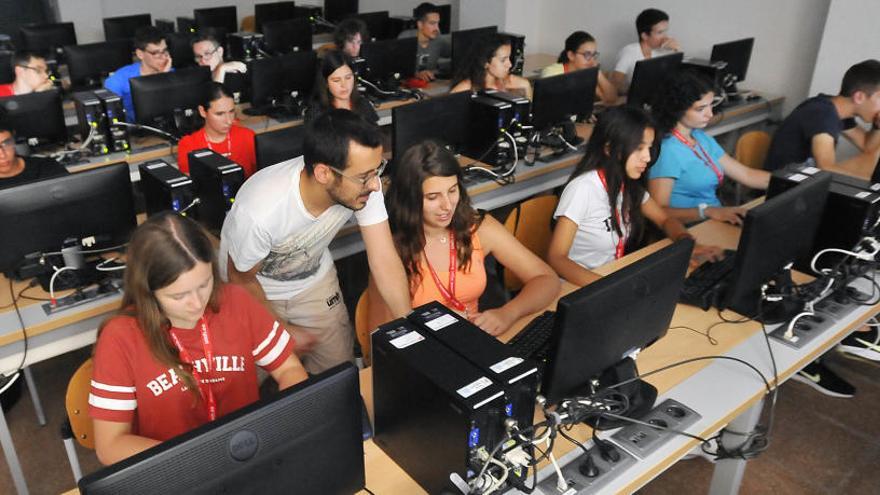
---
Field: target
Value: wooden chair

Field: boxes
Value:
[502,194,559,292]
[354,289,373,366]
[62,358,95,482]
[734,130,771,204]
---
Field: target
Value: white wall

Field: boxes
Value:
[809,0,880,95]
[57,0,457,44]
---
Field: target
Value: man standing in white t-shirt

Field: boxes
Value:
[219,110,410,373]
[611,8,681,94]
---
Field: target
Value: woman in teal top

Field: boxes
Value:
[648,70,770,224]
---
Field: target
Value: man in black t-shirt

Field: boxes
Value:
[0,126,68,189]
[764,59,880,178]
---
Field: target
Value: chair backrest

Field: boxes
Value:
[66,358,95,450]
[502,194,559,291]
[734,130,771,170]
[240,15,256,33]
[354,289,372,366]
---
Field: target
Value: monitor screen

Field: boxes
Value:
[249,51,316,108]
[451,26,498,77]
[194,6,238,34]
[325,0,359,24]
[0,51,13,84]
[255,124,307,169]
[531,67,598,130]
[724,173,831,320]
[130,66,212,131]
[392,91,472,161]
[0,162,136,274]
[541,238,694,406]
[262,17,312,55]
[628,52,684,109]
[0,89,67,145]
[437,4,452,34]
[359,37,417,82]
[18,22,77,60]
[165,31,197,69]
[355,11,390,41]
[711,37,755,83]
[102,14,152,41]
[77,363,366,495]
[255,1,297,33]
[64,39,133,89]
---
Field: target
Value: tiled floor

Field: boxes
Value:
[1,339,878,494]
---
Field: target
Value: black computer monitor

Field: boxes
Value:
[437,4,452,34]
[77,363,365,495]
[249,51,317,110]
[0,89,66,146]
[165,31,197,69]
[359,37,417,83]
[194,6,238,34]
[711,37,754,84]
[541,238,694,423]
[102,14,152,41]
[531,67,598,130]
[255,1,297,33]
[451,26,498,77]
[18,22,77,60]
[325,0,359,24]
[723,173,831,322]
[64,39,133,90]
[130,66,212,135]
[255,124,307,169]
[628,52,684,109]
[392,91,472,161]
[0,51,16,84]
[262,17,312,54]
[355,11,390,41]
[0,163,136,275]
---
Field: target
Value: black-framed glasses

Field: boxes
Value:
[145,48,170,57]
[328,159,387,186]
[576,50,599,60]
[0,137,15,149]
[16,64,49,75]
[194,46,219,62]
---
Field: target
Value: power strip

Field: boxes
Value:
[609,398,702,460]
[770,287,871,349]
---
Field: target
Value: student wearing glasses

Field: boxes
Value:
[305,50,378,126]
[0,51,54,97]
[541,31,618,106]
[177,83,256,177]
[104,26,173,122]
[191,34,247,84]
[219,110,411,374]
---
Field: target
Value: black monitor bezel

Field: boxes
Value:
[102,14,153,42]
[710,37,755,83]
[628,52,684,109]
[531,67,599,130]
[249,51,317,108]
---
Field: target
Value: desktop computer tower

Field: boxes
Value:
[72,91,111,155]
[482,89,531,153]
[464,95,515,168]
[500,32,525,76]
[138,159,196,217]
[407,302,538,453]
[187,149,245,231]
[768,166,880,272]
[93,89,130,152]
[227,32,263,61]
[372,318,508,494]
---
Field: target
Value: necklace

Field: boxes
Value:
[438,234,448,244]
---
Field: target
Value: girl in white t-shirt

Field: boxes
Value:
[547,106,721,286]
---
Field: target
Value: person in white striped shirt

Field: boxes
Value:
[89,213,308,465]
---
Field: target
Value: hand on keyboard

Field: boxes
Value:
[469,308,514,336]
[690,244,726,269]
[705,206,746,226]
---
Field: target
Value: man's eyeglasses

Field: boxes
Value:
[194,46,219,62]
[16,64,49,75]
[144,48,170,57]
[328,159,387,186]
[0,137,15,149]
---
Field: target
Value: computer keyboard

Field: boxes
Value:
[507,310,556,362]
[679,249,737,310]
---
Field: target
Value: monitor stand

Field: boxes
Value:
[584,357,658,431]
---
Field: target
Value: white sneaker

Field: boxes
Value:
[838,327,880,363]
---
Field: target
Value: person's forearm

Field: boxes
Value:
[596,72,619,105]
[660,218,691,241]
[369,257,411,317]
[662,206,703,223]
[827,152,879,180]
[864,127,880,152]
[501,274,560,321]
[275,365,308,390]
[548,254,602,286]
[96,434,161,466]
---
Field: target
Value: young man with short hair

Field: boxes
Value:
[0,51,54,97]
[764,59,880,179]
[0,126,68,189]
[612,8,681,94]
[104,26,173,122]
[398,2,451,81]
[220,110,411,374]
[191,33,247,84]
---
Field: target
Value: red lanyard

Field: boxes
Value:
[205,129,233,158]
[423,231,467,312]
[671,129,724,187]
[168,316,217,421]
[597,169,627,259]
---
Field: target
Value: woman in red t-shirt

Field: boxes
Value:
[89,213,308,465]
[177,83,257,177]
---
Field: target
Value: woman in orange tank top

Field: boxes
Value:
[382,141,560,336]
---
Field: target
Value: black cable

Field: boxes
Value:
[363,487,376,495]
[602,355,773,396]
[557,428,590,457]
[669,325,719,346]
